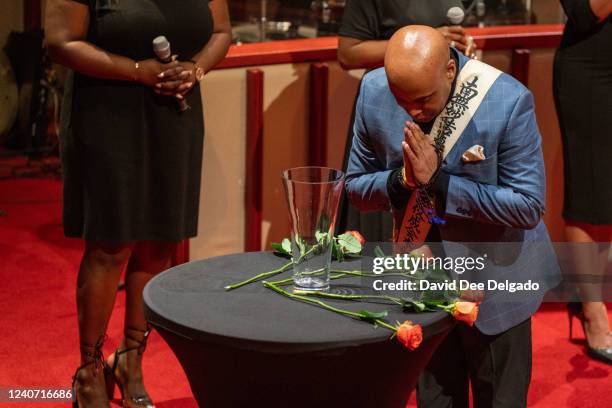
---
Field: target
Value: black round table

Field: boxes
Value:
[143,252,454,408]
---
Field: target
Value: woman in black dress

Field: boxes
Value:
[45,0,231,405]
[554,0,612,364]
[336,0,476,241]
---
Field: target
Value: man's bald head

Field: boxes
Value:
[384,26,456,122]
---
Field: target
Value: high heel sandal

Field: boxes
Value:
[104,326,155,408]
[72,335,108,408]
[567,302,612,365]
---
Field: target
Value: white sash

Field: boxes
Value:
[394,59,502,244]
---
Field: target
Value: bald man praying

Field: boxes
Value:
[345,26,560,407]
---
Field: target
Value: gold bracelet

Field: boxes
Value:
[401,168,409,188]
[189,59,205,81]
[132,61,140,82]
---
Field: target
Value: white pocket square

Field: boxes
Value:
[461,144,486,162]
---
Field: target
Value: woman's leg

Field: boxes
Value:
[566,221,611,350]
[75,241,133,407]
[108,240,175,402]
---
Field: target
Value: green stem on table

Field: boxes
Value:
[292,290,404,306]
[263,281,397,332]
[374,320,397,331]
[329,269,418,279]
[293,287,444,314]
[224,245,319,291]
[269,272,348,286]
[224,261,292,291]
[270,268,417,287]
[226,251,416,292]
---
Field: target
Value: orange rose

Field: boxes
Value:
[396,321,423,350]
[346,230,366,247]
[452,301,479,326]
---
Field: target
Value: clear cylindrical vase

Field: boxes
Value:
[281,166,345,291]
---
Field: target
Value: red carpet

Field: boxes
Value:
[0,177,610,407]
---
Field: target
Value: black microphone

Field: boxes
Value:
[152,35,190,112]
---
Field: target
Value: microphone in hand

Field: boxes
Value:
[446,6,465,25]
[152,35,190,112]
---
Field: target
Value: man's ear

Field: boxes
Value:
[446,58,457,81]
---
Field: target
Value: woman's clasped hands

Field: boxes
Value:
[135,55,197,100]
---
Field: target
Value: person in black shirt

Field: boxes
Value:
[336,0,476,242]
[338,0,475,69]
[553,0,612,364]
[45,0,231,406]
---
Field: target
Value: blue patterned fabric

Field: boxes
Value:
[345,51,561,335]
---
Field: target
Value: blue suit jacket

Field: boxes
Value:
[346,51,560,335]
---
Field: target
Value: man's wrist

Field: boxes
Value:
[387,168,413,209]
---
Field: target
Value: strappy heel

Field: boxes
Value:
[72,335,108,408]
[104,326,155,408]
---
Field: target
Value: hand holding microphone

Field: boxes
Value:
[437,7,476,58]
[132,58,181,87]
[133,57,191,112]
[437,26,467,51]
[148,36,193,111]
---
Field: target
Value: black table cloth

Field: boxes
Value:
[144,251,454,408]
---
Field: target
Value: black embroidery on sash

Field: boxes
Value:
[400,76,480,243]
[433,76,479,153]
